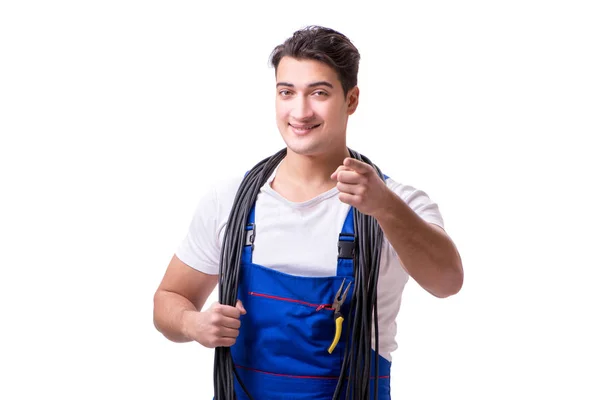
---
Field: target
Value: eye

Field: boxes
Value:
[313,90,328,97]
[279,89,292,97]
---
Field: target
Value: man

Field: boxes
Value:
[153,25,463,399]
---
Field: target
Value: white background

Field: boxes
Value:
[1,1,599,399]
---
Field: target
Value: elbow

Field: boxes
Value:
[437,273,463,298]
[438,260,464,298]
[429,277,462,299]
[427,257,464,299]
[426,233,464,298]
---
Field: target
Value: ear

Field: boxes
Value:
[346,86,359,115]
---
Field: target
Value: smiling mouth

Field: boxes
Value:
[289,123,321,132]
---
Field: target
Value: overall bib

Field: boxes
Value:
[228,203,392,399]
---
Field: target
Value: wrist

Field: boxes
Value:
[371,188,397,222]
[180,309,196,341]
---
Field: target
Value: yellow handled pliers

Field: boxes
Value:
[327,278,351,354]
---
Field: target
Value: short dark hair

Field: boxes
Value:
[269,25,360,97]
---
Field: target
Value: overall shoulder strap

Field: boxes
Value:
[337,207,355,277]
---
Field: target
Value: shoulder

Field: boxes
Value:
[212,174,245,208]
[384,176,445,229]
[187,173,245,227]
[384,176,429,201]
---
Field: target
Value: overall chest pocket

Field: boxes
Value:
[234,278,354,378]
[248,291,336,311]
[244,290,337,346]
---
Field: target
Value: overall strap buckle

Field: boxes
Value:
[337,233,355,259]
[245,223,256,250]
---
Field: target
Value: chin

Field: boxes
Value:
[284,141,322,156]
[279,135,320,155]
[278,125,334,156]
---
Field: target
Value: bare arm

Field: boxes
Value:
[374,192,464,298]
[153,254,218,342]
[333,157,463,298]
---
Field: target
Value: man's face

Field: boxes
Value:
[275,56,358,157]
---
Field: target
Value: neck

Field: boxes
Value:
[278,147,351,187]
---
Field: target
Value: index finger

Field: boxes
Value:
[343,157,372,174]
[217,304,242,319]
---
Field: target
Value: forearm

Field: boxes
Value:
[374,191,463,298]
[153,290,196,343]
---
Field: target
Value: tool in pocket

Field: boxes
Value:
[327,278,351,354]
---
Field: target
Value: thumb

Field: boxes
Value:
[236,299,246,315]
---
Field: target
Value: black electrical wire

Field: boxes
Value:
[213,148,385,400]
[214,149,286,400]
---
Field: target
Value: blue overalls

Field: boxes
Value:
[228,203,392,399]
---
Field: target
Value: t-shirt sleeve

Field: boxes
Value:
[175,185,222,275]
[386,178,445,230]
[175,175,243,275]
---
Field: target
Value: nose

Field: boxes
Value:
[290,96,314,121]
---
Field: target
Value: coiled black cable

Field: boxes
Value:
[213,148,385,400]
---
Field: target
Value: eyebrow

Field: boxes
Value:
[276,81,334,89]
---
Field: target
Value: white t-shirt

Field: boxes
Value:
[176,164,445,361]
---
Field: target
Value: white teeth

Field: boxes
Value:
[293,124,319,130]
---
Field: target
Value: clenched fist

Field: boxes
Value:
[331,157,391,218]
[183,300,246,348]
